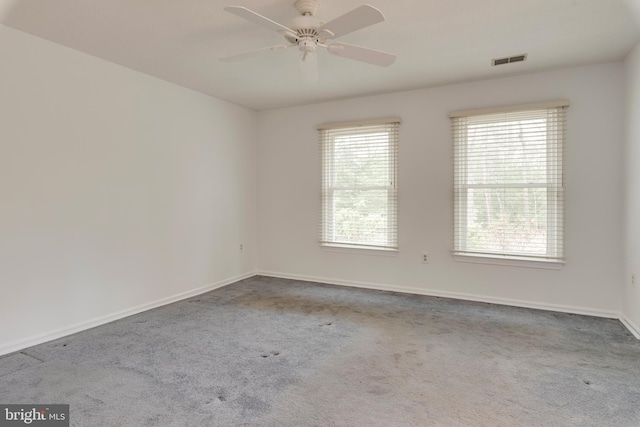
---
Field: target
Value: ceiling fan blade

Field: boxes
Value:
[327,42,396,67]
[299,51,318,83]
[219,45,291,62]
[318,5,385,39]
[224,6,296,36]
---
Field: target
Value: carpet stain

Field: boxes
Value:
[236,393,270,418]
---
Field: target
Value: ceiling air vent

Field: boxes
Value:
[492,54,527,66]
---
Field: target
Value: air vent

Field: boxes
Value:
[492,54,527,66]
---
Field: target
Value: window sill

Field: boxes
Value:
[321,244,399,257]
[452,252,565,270]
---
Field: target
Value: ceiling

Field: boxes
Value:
[1,0,640,110]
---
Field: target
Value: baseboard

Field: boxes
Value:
[619,316,640,339]
[0,271,256,357]
[257,270,621,320]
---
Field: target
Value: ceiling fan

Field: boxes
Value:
[219,0,396,82]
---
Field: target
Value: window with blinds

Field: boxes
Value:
[319,118,400,251]
[450,101,568,263]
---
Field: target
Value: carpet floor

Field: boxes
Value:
[1,276,640,426]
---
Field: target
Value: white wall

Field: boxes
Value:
[257,63,626,317]
[624,40,640,337]
[0,25,257,355]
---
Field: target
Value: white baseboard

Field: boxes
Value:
[0,271,256,357]
[257,270,622,320]
[619,316,640,339]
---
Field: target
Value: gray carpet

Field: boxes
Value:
[1,275,640,426]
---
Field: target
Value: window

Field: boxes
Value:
[450,100,569,264]
[319,118,400,251]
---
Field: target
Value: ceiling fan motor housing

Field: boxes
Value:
[286,14,322,46]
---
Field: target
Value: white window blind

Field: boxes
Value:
[451,101,568,262]
[319,118,400,251]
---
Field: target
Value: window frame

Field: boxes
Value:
[450,101,569,267]
[318,118,400,253]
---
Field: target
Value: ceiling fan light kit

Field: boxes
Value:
[220,0,396,82]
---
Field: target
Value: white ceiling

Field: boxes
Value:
[1,0,639,110]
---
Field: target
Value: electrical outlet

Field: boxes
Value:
[632,273,636,286]
[422,253,429,264]
[240,244,244,252]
